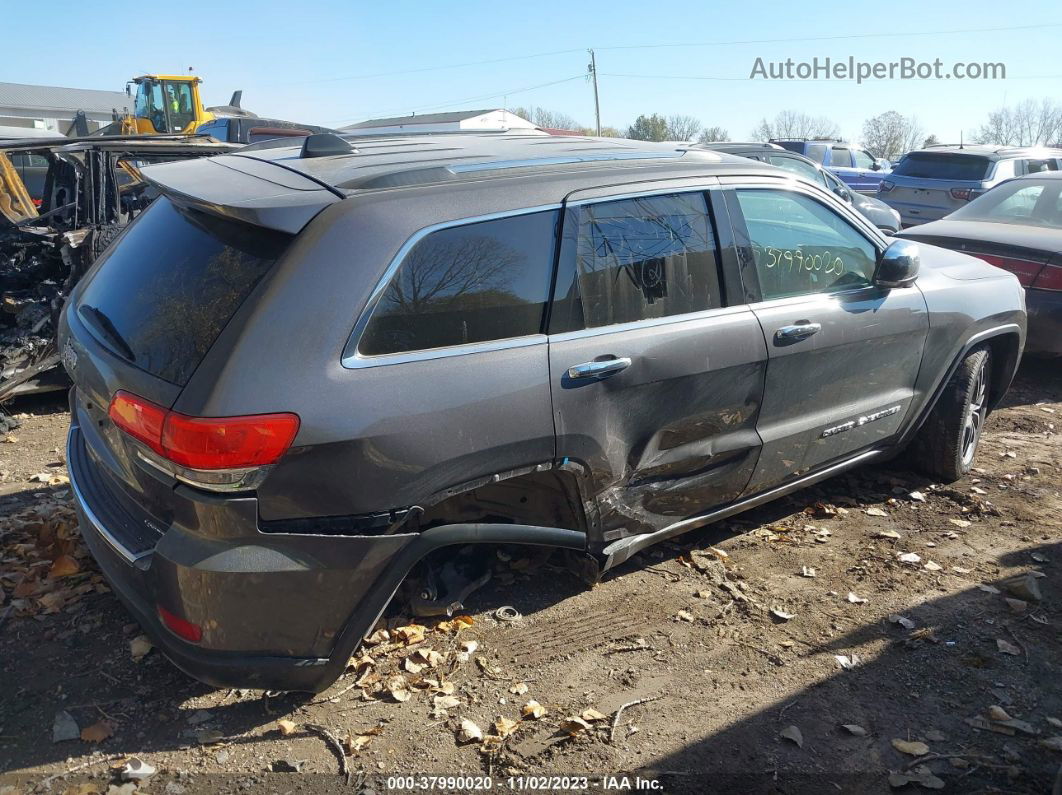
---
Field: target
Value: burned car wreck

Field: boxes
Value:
[0,134,237,416]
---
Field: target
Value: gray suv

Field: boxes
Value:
[879,144,1062,226]
[58,133,1026,691]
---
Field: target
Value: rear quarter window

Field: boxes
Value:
[892,153,991,181]
[77,197,289,385]
[357,210,559,356]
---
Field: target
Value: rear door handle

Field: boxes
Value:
[775,322,821,341]
[567,357,632,380]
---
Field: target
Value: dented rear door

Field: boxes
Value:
[547,185,767,545]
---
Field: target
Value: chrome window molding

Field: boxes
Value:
[341,203,562,369]
[565,181,719,207]
[343,334,547,369]
[548,304,750,343]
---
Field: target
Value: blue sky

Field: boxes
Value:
[5,1,1060,142]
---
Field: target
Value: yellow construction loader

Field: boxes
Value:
[119,74,250,135]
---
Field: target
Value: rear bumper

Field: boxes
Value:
[67,418,409,692]
[1026,288,1062,355]
[68,412,587,691]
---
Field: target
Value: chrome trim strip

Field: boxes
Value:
[548,304,750,343]
[66,426,150,567]
[340,203,562,368]
[447,151,685,173]
[601,448,882,566]
[344,334,546,369]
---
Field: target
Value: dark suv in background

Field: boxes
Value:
[705,142,900,233]
[59,133,1025,691]
[771,138,889,193]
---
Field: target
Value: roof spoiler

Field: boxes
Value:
[140,154,343,235]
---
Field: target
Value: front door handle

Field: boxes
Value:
[775,322,821,341]
[567,357,632,380]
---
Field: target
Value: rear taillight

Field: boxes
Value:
[878,180,894,193]
[1031,263,1062,291]
[949,187,982,201]
[109,391,299,490]
[969,253,1046,287]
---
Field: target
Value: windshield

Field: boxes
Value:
[134,80,169,132]
[950,178,1062,227]
[892,152,991,181]
[77,197,291,385]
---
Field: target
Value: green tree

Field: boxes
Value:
[627,114,670,142]
[697,126,729,143]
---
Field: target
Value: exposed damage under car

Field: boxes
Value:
[0,134,238,417]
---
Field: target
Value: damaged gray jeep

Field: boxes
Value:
[58,132,1026,691]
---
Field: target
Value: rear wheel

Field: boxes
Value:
[911,347,991,482]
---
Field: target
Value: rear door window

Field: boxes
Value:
[550,192,723,333]
[768,154,825,185]
[734,188,878,300]
[892,153,991,181]
[77,197,290,385]
[830,147,852,167]
[358,210,559,356]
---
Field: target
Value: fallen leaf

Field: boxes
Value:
[509,682,529,696]
[460,640,478,655]
[841,724,866,736]
[890,766,944,789]
[1047,717,1062,729]
[924,561,943,572]
[779,725,803,748]
[898,552,922,564]
[433,695,461,714]
[949,519,972,528]
[48,555,80,579]
[987,705,1012,721]
[522,700,547,719]
[277,719,297,736]
[343,733,374,754]
[996,638,1021,656]
[835,654,861,670]
[387,676,412,702]
[30,472,51,483]
[364,629,390,645]
[891,738,929,756]
[394,624,427,645]
[1040,736,1062,752]
[847,592,868,604]
[1004,597,1027,614]
[80,721,114,743]
[978,583,1001,594]
[129,635,152,662]
[403,657,426,674]
[494,717,519,738]
[771,608,796,622]
[866,507,889,517]
[675,609,694,622]
[581,708,607,722]
[457,719,483,743]
[559,717,593,736]
[874,529,901,539]
[120,758,156,782]
[908,491,927,502]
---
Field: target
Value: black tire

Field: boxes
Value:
[911,347,991,483]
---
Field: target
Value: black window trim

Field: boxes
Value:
[720,179,887,306]
[341,203,563,369]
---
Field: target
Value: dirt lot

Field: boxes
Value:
[1,360,1060,794]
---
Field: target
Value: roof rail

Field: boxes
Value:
[768,137,843,143]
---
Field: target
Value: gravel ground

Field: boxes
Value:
[1,359,1060,794]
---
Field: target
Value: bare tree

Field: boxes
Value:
[751,110,841,141]
[666,115,702,142]
[975,98,1062,146]
[861,111,923,160]
[506,106,581,131]
[697,126,729,143]
[922,134,941,148]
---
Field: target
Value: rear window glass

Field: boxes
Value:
[358,210,559,356]
[77,197,289,385]
[892,153,991,181]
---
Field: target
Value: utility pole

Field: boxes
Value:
[588,49,601,136]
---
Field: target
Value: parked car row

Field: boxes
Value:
[770,137,891,193]
[58,132,1026,690]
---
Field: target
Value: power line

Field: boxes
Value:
[293,22,1062,84]
[595,22,1062,51]
[602,72,1062,83]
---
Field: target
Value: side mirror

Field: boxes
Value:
[874,240,920,288]
[833,185,851,202]
[871,162,881,171]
